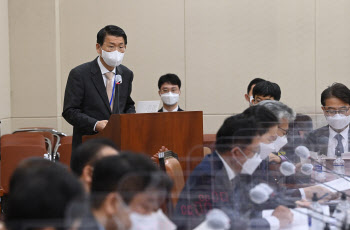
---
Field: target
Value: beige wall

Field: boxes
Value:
[5,0,350,135]
[0,0,11,134]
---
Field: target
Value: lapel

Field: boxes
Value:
[112,66,124,114]
[90,58,111,114]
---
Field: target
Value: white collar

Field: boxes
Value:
[97,56,116,75]
[329,125,349,140]
[163,105,179,112]
[216,151,236,181]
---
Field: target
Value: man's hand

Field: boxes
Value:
[96,120,108,132]
[269,153,282,163]
[151,146,169,162]
[272,205,293,228]
[303,186,339,201]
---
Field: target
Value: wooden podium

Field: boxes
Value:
[83,111,204,177]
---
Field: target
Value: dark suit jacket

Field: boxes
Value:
[305,125,350,155]
[158,106,184,112]
[173,151,270,230]
[78,210,102,230]
[62,58,135,150]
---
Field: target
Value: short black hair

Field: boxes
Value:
[321,83,350,106]
[158,73,182,89]
[5,158,85,230]
[97,25,127,46]
[253,80,281,101]
[91,152,170,208]
[70,138,119,177]
[247,78,265,94]
[215,114,259,154]
[242,104,279,135]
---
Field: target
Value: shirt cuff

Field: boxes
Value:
[93,121,98,132]
[264,216,280,230]
[299,188,306,200]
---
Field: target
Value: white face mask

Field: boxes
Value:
[249,96,254,106]
[249,183,274,204]
[130,209,176,230]
[259,142,275,160]
[326,114,350,130]
[273,135,288,152]
[236,149,262,175]
[101,49,124,67]
[160,92,179,106]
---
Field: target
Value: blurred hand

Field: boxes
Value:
[96,120,108,132]
[295,199,311,208]
[151,146,169,162]
[295,162,302,172]
[269,153,281,163]
[303,185,339,201]
[272,205,293,228]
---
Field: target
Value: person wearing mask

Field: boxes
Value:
[158,73,183,112]
[174,107,294,230]
[306,83,350,157]
[5,158,85,230]
[251,80,281,105]
[81,153,175,230]
[244,78,266,106]
[70,138,119,192]
[63,25,136,151]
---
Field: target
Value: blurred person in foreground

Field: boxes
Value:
[79,153,175,230]
[70,138,119,192]
[173,106,293,230]
[5,158,85,230]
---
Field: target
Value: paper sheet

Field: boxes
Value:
[136,100,161,113]
[262,206,330,230]
[320,177,350,193]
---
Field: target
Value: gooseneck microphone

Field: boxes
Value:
[295,146,350,183]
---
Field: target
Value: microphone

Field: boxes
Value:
[115,74,122,114]
[295,145,350,183]
[206,209,230,230]
[280,161,296,176]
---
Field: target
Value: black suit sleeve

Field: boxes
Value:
[62,68,98,134]
[125,71,136,113]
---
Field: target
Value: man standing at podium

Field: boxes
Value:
[62,25,135,150]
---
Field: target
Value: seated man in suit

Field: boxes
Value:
[306,83,350,157]
[174,106,294,230]
[158,73,184,112]
[244,77,266,106]
[70,138,119,192]
[5,158,85,230]
[81,153,174,230]
[63,25,136,151]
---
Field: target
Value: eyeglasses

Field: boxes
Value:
[160,88,180,94]
[278,127,289,136]
[323,106,350,116]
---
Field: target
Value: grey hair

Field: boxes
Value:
[257,100,296,122]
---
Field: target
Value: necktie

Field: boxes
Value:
[105,72,114,110]
[335,133,344,156]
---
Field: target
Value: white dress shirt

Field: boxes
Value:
[93,57,116,131]
[162,105,179,112]
[216,152,280,230]
[327,126,349,157]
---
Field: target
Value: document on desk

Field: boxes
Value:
[263,207,330,230]
[320,177,350,193]
[136,100,161,113]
